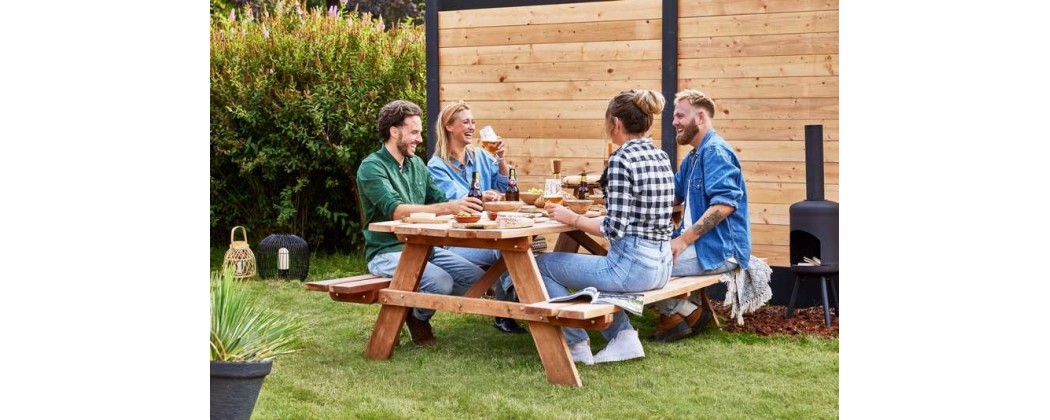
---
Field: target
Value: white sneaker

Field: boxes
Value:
[570,341,594,365]
[594,329,645,363]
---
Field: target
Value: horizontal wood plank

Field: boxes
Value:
[439,0,661,29]
[728,139,839,162]
[751,224,790,246]
[716,98,838,120]
[329,278,393,295]
[501,138,610,159]
[440,40,662,66]
[701,119,838,141]
[752,244,790,267]
[440,19,661,48]
[679,31,838,58]
[681,0,838,18]
[748,203,791,225]
[441,79,662,102]
[376,290,549,321]
[747,181,839,203]
[460,119,661,141]
[742,161,839,183]
[679,54,838,79]
[443,100,661,121]
[304,274,382,291]
[679,76,838,99]
[680,11,838,38]
[440,60,662,83]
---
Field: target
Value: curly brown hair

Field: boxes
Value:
[376,100,423,142]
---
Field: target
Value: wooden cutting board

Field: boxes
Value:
[401,218,451,224]
[452,221,500,229]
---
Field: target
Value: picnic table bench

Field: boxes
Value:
[306,217,722,387]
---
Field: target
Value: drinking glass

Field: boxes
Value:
[480,126,499,155]
[543,179,564,205]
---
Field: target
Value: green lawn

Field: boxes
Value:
[212,249,838,419]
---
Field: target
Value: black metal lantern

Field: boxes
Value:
[257,234,310,280]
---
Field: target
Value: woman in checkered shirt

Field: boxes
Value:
[539,89,676,365]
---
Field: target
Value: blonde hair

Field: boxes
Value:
[673,89,716,118]
[433,101,477,166]
[605,89,665,136]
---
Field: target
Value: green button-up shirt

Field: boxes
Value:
[357,146,447,262]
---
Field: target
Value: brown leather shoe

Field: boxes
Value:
[405,313,436,346]
[686,307,714,336]
[650,313,691,342]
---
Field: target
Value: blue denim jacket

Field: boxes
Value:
[674,129,752,271]
[427,148,509,199]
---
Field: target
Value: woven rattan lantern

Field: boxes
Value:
[222,226,257,280]
[257,233,309,280]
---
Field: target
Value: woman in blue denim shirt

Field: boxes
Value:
[649,89,752,342]
[426,101,527,334]
[538,89,676,364]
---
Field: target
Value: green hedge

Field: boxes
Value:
[210,2,426,252]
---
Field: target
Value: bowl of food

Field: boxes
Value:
[519,189,543,206]
[454,211,481,224]
[563,198,594,214]
[587,193,604,206]
[483,200,523,213]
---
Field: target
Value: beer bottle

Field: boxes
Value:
[504,167,520,202]
[468,171,483,200]
[575,173,589,200]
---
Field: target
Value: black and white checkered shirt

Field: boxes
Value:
[601,138,676,242]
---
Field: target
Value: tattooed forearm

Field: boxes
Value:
[689,208,725,239]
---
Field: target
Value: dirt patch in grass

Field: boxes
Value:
[711,300,838,338]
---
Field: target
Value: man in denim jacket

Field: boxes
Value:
[650,90,753,342]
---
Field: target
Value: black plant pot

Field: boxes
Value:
[210,359,273,420]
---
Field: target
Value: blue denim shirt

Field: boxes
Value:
[427,148,509,199]
[673,129,752,271]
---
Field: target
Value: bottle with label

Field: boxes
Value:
[575,173,590,200]
[504,167,519,202]
[468,171,483,200]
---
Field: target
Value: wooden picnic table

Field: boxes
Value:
[362,217,608,387]
[308,204,723,387]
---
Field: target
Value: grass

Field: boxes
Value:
[211,248,838,419]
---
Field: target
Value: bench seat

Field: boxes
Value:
[306,273,723,326]
[522,274,721,320]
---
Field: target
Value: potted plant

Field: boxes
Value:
[211,268,303,420]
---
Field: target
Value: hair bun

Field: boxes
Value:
[631,89,665,115]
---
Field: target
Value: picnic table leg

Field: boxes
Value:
[502,249,582,387]
[364,242,431,360]
[552,233,580,253]
[698,288,721,329]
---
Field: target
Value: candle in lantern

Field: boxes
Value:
[278,248,290,271]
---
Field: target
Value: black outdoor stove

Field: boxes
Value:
[786,124,839,326]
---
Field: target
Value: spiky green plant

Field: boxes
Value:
[210,269,304,361]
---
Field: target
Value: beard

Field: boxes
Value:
[396,131,416,158]
[675,121,699,145]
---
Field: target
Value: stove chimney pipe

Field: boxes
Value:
[805,124,824,201]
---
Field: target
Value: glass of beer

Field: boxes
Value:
[543,179,564,205]
[480,126,499,155]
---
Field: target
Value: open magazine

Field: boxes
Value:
[547,287,645,316]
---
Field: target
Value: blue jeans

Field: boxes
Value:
[445,247,516,301]
[532,235,672,345]
[653,245,738,315]
[367,247,484,321]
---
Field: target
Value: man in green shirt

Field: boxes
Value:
[357,100,485,346]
